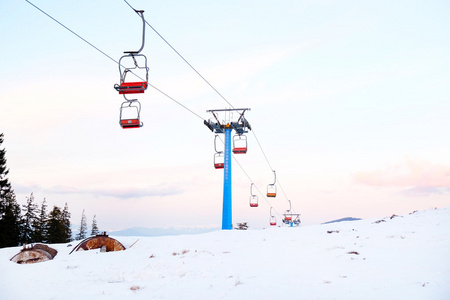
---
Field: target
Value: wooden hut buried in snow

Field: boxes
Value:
[69,233,126,254]
[10,244,58,264]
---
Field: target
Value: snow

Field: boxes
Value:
[1,207,449,300]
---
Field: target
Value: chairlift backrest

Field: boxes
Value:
[270,215,277,226]
[115,54,149,94]
[233,135,247,154]
[119,101,143,129]
[267,170,277,197]
[249,195,258,207]
[214,152,224,169]
[267,184,276,197]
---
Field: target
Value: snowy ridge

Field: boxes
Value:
[106,226,219,237]
[322,217,362,224]
[0,207,449,299]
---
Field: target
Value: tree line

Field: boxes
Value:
[0,133,99,248]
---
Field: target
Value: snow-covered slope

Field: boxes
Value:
[1,207,449,300]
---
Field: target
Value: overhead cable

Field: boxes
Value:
[123,0,236,110]
[123,0,298,213]
[25,0,204,121]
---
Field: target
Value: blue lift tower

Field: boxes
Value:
[204,108,251,230]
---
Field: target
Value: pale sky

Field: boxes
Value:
[1,0,449,231]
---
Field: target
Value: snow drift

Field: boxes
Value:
[0,207,449,299]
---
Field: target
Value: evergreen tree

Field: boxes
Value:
[0,192,22,248]
[0,133,13,208]
[91,214,99,236]
[0,133,22,248]
[62,202,72,242]
[21,192,38,244]
[46,206,66,244]
[76,209,87,240]
[32,198,48,243]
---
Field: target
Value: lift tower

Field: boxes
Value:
[204,108,251,230]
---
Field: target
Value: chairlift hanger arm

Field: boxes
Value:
[250,183,256,196]
[124,10,146,55]
[214,134,223,153]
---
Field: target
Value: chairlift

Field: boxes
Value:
[214,135,224,169]
[282,200,292,224]
[233,134,247,154]
[267,170,277,197]
[283,213,301,226]
[270,207,276,226]
[249,183,258,207]
[214,152,224,169]
[114,10,149,95]
[282,200,301,226]
[119,100,143,129]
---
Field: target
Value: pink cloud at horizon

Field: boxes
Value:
[353,158,450,189]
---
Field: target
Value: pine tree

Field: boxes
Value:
[21,193,38,244]
[91,214,99,236]
[0,192,22,248]
[62,202,72,242]
[32,198,48,243]
[0,133,13,207]
[46,206,65,244]
[76,209,87,240]
[0,133,22,248]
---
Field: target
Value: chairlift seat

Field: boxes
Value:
[284,216,292,221]
[115,82,148,94]
[250,203,258,207]
[214,163,224,169]
[270,222,276,226]
[120,119,141,129]
[233,147,247,154]
[267,192,276,197]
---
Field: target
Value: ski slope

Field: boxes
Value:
[1,207,449,299]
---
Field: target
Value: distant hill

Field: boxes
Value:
[106,227,219,237]
[322,217,362,224]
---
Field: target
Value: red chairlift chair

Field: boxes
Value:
[267,170,277,197]
[270,208,276,226]
[249,183,258,207]
[214,152,225,169]
[233,134,247,154]
[114,10,149,95]
[119,100,143,129]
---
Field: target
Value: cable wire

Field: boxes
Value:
[25,0,204,121]
[123,0,298,216]
[123,0,236,110]
[128,0,299,219]
[215,135,284,220]
[27,0,298,221]
[133,1,297,214]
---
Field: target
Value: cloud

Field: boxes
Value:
[353,158,450,196]
[402,186,450,197]
[13,183,184,200]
